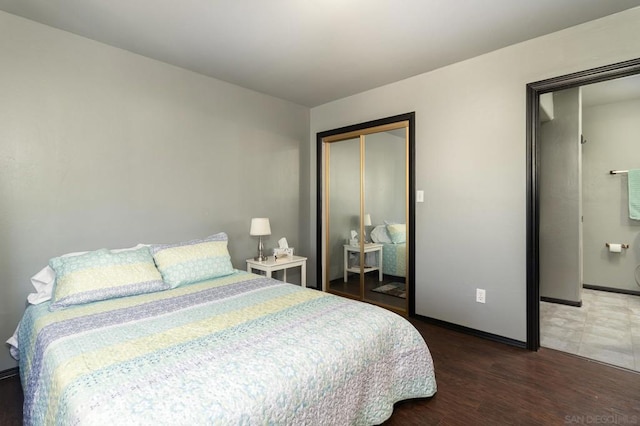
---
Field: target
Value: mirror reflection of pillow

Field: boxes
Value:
[386,223,406,244]
[370,225,392,244]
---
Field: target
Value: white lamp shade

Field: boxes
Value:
[250,218,271,236]
[363,214,372,226]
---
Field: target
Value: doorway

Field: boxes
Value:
[538,76,640,371]
[526,58,640,362]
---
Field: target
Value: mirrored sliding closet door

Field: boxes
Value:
[318,113,414,316]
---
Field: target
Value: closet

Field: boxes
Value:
[317,113,414,315]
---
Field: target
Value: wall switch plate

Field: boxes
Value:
[416,190,424,203]
[476,288,486,303]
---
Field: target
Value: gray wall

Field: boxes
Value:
[583,98,640,291]
[364,132,406,227]
[307,8,640,342]
[539,88,583,303]
[0,11,309,371]
[327,139,360,281]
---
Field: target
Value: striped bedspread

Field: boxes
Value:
[18,271,436,425]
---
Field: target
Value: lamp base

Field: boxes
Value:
[254,236,267,261]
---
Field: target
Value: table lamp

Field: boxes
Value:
[363,213,372,242]
[250,218,271,261]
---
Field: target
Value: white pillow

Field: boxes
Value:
[370,225,392,244]
[27,244,149,305]
[6,324,20,360]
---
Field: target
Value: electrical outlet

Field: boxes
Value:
[476,288,486,304]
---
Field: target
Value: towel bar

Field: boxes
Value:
[605,243,629,249]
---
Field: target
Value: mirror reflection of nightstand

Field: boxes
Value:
[246,255,307,287]
[343,244,383,282]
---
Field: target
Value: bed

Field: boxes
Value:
[12,233,436,425]
[371,224,407,278]
[381,242,406,278]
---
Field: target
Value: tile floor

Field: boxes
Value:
[540,288,640,372]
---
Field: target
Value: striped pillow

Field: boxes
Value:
[49,246,168,310]
[150,232,235,288]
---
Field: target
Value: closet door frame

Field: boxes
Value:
[316,112,416,316]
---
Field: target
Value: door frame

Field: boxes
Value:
[316,112,416,316]
[525,58,640,350]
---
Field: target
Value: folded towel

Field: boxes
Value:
[628,169,640,220]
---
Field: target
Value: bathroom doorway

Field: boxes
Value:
[538,75,640,371]
[526,58,640,371]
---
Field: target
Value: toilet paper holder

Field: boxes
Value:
[605,243,629,249]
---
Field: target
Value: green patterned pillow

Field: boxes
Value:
[150,232,235,288]
[49,246,168,310]
[386,223,406,244]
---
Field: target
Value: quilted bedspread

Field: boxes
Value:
[382,243,407,278]
[18,271,436,425]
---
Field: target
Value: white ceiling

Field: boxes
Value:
[1,0,640,107]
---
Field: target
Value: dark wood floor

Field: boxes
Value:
[2,319,639,425]
[384,318,640,425]
[329,272,407,311]
[0,372,22,426]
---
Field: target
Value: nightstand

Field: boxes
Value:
[344,243,383,282]
[246,255,307,287]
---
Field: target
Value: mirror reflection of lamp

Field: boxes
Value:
[363,213,372,243]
